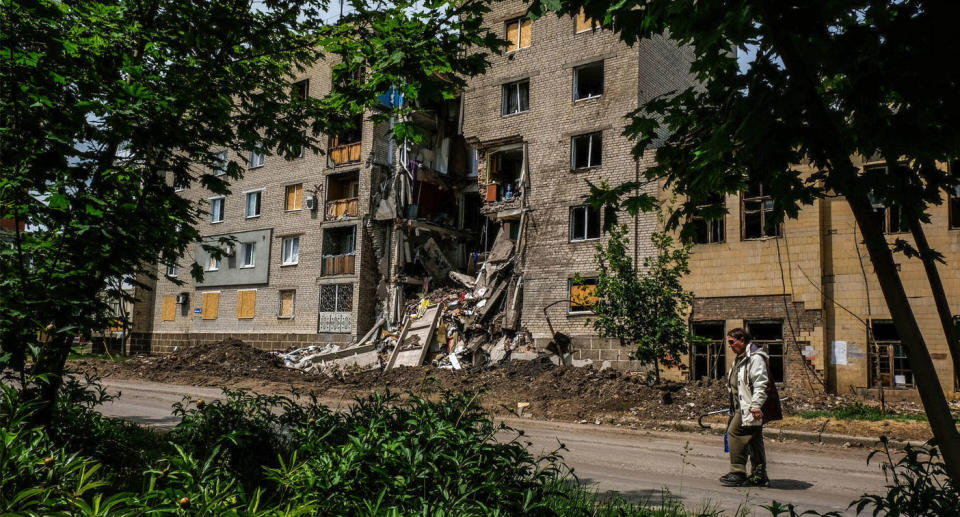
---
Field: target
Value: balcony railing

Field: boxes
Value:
[322,254,356,276]
[329,142,362,166]
[325,197,359,220]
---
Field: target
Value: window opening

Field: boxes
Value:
[278,290,295,318]
[691,322,726,380]
[285,184,303,211]
[501,80,530,115]
[282,236,300,265]
[746,320,784,383]
[691,193,725,244]
[870,320,912,388]
[210,197,225,223]
[207,255,220,271]
[214,150,228,176]
[487,147,523,202]
[240,242,256,268]
[165,264,178,277]
[322,226,357,276]
[505,17,532,52]
[249,150,265,168]
[245,190,262,218]
[329,114,363,166]
[569,277,598,314]
[573,62,603,100]
[742,183,781,239]
[569,205,601,241]
[326,171,360,220]
[571,132,602,169]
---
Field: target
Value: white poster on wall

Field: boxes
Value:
[832,341,848,365]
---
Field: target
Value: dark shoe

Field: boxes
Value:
[719,472,747,487]
[746,474,770,487]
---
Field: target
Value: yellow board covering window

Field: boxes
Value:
[506,18,531,52]
[162,296,176,321]
[285,184,303,211]
[569,280,598,312]
[201,292,219,320]
[237,290,256,319]
[278,290,295,318]
[576,8,596,33]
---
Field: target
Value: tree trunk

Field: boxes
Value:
[23,332,72,427]
[847,193,960,484]
[908,219,960,390]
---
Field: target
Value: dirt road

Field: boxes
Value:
[97,379,889,515]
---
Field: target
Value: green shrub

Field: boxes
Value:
[795,402,931,422]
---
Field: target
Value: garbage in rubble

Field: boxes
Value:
[272,343,341,374]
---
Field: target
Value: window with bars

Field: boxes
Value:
[319,283,353,312]
[691,322,726,381]
[569,205,600,241]
[501,80,529,116]
[746,320,784,383]
[571,131,601,169]
[741,183,781,239]
[869,320,913,388]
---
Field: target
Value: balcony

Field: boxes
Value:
[326,197,359,220]
[328,141,362,166]
[322,254,356,276]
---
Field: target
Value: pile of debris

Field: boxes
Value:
[275,229,538,376]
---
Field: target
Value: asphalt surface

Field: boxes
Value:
[97,379,889,516]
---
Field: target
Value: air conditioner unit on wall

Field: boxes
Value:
[305,195,316,211]
[176,293,189,305]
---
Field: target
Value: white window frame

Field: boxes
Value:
[569,205,601,242]
[214,150,228,176]
[244,189,263,219]
[281,236,300,266]
[501,79,530,116]
[207,254,221,271]
[249,150,265,169]
[240,242,256,268]
[571,131,602,170]
[209,196,225,223]
[165,264,178,277]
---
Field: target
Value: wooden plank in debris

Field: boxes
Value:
[386,304,441,369]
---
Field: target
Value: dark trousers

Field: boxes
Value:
[727,409,766,475]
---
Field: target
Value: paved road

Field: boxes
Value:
[98,379,888,516]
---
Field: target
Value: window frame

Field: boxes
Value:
[206,254,221,272]
[244,189,263,219]
[240,242,256,269]
[950,184,960,230]
[209,196,225,223]
[569,205,601,242]
[281,236,300,266]
[571,131,602,170]
[165,264,178,278]
[740,185,782,240]
[690,321,726,381]
[504,17,532,52]
[568,277,599,315]
[573,61,604,101]
[745,320,785,383]
[249,150,265,169]
[501,79,530,116]
[284,183,303,212]
[278,289,296,319]
[213,150,228,176]
[869,319,913,389]
[690,195,726,244]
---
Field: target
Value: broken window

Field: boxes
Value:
[741,183,781,239]
[329,114,363,166]
[571,132,601,169]
[691,322,726,381]
[209,197,225,223]
[326,171,359,220]
[281,236,299,265]
[746,320,784,383]
[284,183,303,211]
[278,290,295,318]
[245,190,262,218]
[240,242,256,268]
[292,79,309,100]
[501,79,530,115]
[322,226,356,276]
[573,61,603,100]
[569,277,598,314]
[575,7,598,33]
[569,205,601,241]
[505,17,531,52]
[869,320,913,388]
[690,193,725,244]
[487,147,523,202]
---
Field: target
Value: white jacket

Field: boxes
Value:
[729,349,770,427]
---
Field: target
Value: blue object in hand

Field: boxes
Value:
[724,431,729,453]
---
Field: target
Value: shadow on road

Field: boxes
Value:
[769,479,814,490]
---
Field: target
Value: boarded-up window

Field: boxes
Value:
[161,296,176,321]
[569,278,598,313]
[285,184,303,211]
[278,290,295,318]
[505,18,531,52]
[575,8,597,33]
[201,292,220,320]
[237,290,256,319]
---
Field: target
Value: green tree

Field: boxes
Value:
[529,0,960,482]
[0,0,497,423]
[583,224,696,384]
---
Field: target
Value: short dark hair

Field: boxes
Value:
[727,327,751,343]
